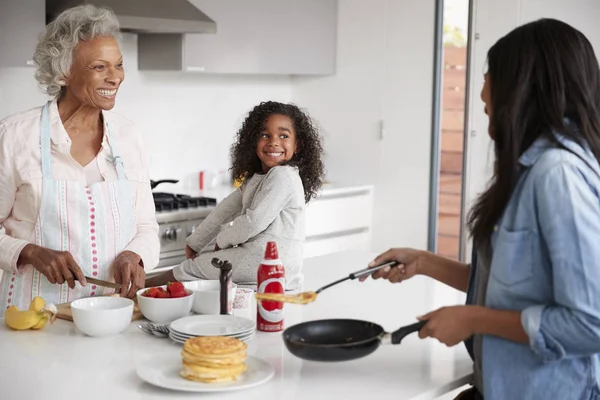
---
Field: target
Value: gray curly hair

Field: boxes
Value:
[33,4,121,98]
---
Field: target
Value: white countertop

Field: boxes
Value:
[0,250,472,400]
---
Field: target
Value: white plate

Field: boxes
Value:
[170,328,255,340]
[169,327,255,339]
[170,315,255,337]
[169,329,256,340]
[169,330,255,340]
[169,332,254,344]
[137,353,273,392]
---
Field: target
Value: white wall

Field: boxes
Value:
[291,0,436,253]
[0,33,292,194]
[461,0,600,261]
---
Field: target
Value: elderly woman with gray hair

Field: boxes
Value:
[0,4,159,309]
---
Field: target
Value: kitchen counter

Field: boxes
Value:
[0,250,472,400]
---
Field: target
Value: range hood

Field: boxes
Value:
[46,0,217,34]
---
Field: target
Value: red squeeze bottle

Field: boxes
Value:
[256,241,285,332]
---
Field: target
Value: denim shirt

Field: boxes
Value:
[465,132,600,400]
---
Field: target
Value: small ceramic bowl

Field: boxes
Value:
[71,296,134,337]
[184,280,237,315]
[136,286,194,323]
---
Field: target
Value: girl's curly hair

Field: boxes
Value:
[230,101,325,203]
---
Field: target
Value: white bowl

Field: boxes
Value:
[136,286,194,323]
[184,280,237,315]
[71,297,134,337]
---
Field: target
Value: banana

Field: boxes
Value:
[30,316,49,330]
[29,296,45,313]
[5,307,44,330]
[4,297,57,331]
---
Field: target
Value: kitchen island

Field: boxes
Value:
[0,250,472,400]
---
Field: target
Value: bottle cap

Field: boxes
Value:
[264,241,279,260]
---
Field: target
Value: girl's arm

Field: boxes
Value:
[186,188,243,252]
[216,167,296,248]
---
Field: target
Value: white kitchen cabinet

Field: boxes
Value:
[137,0,337,75]
[304,230,370,259]
[0,0,45,68]
[304,185,373,258]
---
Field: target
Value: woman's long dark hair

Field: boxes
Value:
[468,18,600,242]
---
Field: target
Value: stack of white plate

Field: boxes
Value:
[168,315,256,344]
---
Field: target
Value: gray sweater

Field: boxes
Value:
[173,165,306,290]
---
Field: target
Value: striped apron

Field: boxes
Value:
[0,101,135,310]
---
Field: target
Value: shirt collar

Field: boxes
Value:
[518,121,593,168]
[48,98,109,148]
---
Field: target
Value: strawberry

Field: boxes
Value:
[144,287,160,298]
[156,290,170,298]
[167,282,187,298]
[171,291,187,298]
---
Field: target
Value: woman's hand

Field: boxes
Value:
[113,251,145,298]
[18,244,86,289]
[360,248,424,283]
[417,305,481,346]
[185,245,198,260]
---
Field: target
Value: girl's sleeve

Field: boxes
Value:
[185,188,243,252]
[215,167,296,248]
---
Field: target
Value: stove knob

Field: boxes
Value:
[163,227,182,241]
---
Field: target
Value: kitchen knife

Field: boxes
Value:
[82,276,123,290]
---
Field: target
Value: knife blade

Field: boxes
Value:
[82,276,123,290]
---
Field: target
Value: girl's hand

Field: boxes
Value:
[360,248,424,283]
[417,305,481,346]
[185,245,198,260]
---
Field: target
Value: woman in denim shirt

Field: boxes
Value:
[364,19,600,400]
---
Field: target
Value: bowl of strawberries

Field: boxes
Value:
[136,282,194,323]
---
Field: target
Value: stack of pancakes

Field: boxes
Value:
[180,336,248,383]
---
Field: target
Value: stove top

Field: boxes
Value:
[153,192,217,212]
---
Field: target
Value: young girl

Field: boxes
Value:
[147,101,325,291]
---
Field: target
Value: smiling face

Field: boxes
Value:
[256,114,298,173]
[64,36,124,110]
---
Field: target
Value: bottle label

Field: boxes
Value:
[257,277,285,323]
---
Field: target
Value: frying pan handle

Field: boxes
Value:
[150,179,179,189]
[390,320,427,345]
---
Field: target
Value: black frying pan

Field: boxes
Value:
[283,319,427,362]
